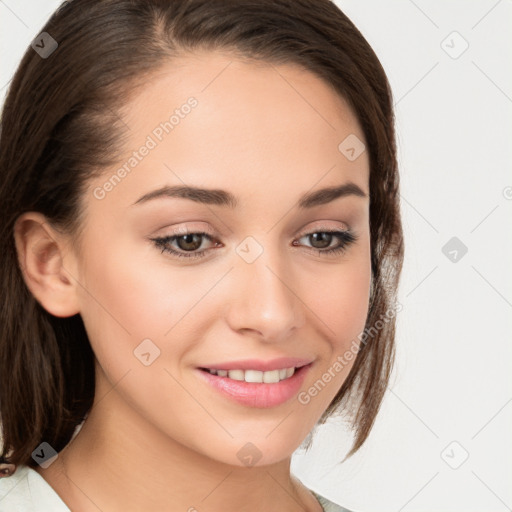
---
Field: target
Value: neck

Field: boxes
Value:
[35,367,322,512]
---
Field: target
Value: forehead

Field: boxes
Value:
[124,50,364,142]
[88,50,369,211]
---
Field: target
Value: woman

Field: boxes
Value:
[0,0,404,510]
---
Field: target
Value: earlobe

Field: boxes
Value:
[13,212,80,318]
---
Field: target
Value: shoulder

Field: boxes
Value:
[0,464,70,512]
[310,489,357,512]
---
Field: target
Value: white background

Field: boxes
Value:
[1,1,511,511]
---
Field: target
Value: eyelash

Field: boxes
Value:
[150,228,358,261]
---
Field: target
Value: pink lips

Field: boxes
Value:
[195,361,313,408]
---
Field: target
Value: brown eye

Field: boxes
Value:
[308,232,334,249]
[294,229,358,256]
[150,231,217,260]
[175,233,204,252]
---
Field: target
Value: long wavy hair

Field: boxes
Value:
[0,0,404,469]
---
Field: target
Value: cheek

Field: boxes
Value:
[75,236,221,375]
[309,243,372,350]
[75,241,175,365]
[325,266,371,344]
[296,244,371,409]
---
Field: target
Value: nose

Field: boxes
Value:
[225,242,304,343]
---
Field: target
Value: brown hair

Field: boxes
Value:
[0,0,404,468]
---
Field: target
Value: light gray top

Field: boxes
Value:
[0,464,354,511]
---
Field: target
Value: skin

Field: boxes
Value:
[15,51,371,512]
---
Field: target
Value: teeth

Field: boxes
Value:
[244,370,263,383]
[206,367,296,383]
[228,369,245,381]
[263,370,280,383]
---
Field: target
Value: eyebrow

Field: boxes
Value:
[132,182,367,209]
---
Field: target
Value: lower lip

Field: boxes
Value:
[195,364,312,408]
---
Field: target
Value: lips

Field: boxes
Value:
[195,361,313,408]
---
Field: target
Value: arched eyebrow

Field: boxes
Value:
[132,182,367,209]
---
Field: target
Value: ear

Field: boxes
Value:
[13,212,80,318]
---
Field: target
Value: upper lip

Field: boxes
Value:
[198,357,314,372]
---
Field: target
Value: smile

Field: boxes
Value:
[196,363,313,408]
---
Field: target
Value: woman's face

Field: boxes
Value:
[70,51,371,466]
